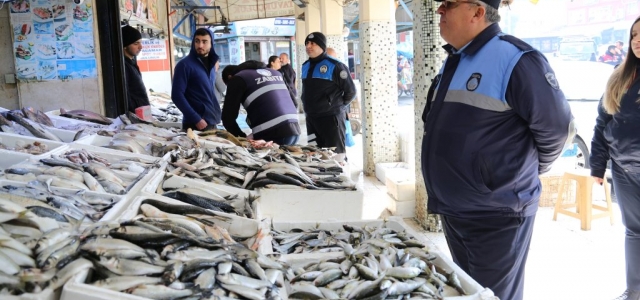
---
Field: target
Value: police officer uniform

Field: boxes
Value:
[301,32,356,154]
[422,12,573,300]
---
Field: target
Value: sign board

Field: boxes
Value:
[214,17,296,39]
[138,39,167,60]
[203,0,295,24]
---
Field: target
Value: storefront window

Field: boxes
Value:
[214,42,230,65]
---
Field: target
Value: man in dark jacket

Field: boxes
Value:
[422,1,574,300]
[171,28,220,131]
[301,32,356,158]
[279,53,296,97]
[121,25,150,114]
[221,61,300,145]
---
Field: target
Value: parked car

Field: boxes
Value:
[549,58,617,199]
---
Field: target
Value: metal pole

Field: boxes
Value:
[95,0,127,117]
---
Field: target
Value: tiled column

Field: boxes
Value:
[320,0,346,62]
[359,0,400,175]
[295,5,307,111]
[412,0,446,231]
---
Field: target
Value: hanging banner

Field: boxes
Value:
[10,0,97,81]
[138,39,167,60]
[202,0,295,24]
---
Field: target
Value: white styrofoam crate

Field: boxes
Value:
[385,169,416,202]
[389,199,416,218]
[256,186,364,222]
[0,179,128,223]
[0,132,65,156]
[0,150,33,169]
[48,114,96,127]
[62,271,286,300]
[39,143,166,199]
[272,218,496,300]
[48,127,80,143]
[145,171,258,199]
[117,193,267,243]
[375,162,409,183]
[72,134,112,147]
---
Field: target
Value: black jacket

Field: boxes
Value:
[590,67,640,178]
[222,61,300,141]
[124,57,150,113]
[301,53,356,117]
[280,63,297,96]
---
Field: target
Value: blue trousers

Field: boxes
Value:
[442,215,536,300]
[612,161,640,291]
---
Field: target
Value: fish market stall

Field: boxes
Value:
[0,194,96,299]
[60,194,284,300]
[0,179,126,225]
[0,145,164,201]
[0,151,31,169]
[271,218,497,300]
[0,133,64,157]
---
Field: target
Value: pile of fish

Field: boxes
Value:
[73,200,285,299]
[0,139,51,155]
[0,197,93,296]
[149,91,183,123]
[1,148,159,195]
[1,181,119,224]
[94,123,192,157]
[59,108,114,125]
[0,109,62,142]
[155,176,257,218]
[163,141,356,191]
[274,223,468,299]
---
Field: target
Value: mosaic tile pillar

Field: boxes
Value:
[295,6,307,110]
[412,0,446,232]
[359,0,400,176]
[320,0,346,63]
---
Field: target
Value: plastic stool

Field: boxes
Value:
[552,169,615,231]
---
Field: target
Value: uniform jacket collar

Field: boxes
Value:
[443,23,502,55]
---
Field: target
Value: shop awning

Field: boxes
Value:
[201,0,295,24]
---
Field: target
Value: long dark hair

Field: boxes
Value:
[267,56,279,69]
[604,16,640,114]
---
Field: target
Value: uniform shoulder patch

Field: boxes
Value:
[500,35,534,52]
[545,72,559,90]
[340,70,348,79]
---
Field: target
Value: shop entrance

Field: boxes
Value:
[245,42,261,61]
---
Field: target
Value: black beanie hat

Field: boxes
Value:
[121,25,142,47]
[434,0,501,9]
[304,32,327,52]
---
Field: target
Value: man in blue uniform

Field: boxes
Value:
[171,28,220,131]
[221,61,300,145]
[422,1,574,299]
[301,32,356,159]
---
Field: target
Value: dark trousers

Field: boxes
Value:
[442,215,536,300]
[305,113,346,154]
[272,135,299,146]
[612,162,640,291]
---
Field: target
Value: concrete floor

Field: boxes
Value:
[336,100,627,300]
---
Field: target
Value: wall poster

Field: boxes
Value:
[10,0,97,81]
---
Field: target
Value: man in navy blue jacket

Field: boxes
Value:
[422,1,574,300]
[172,28,220,131]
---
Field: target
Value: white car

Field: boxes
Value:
[548,58,615,169]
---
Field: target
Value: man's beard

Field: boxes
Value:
[198,49,209,57]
